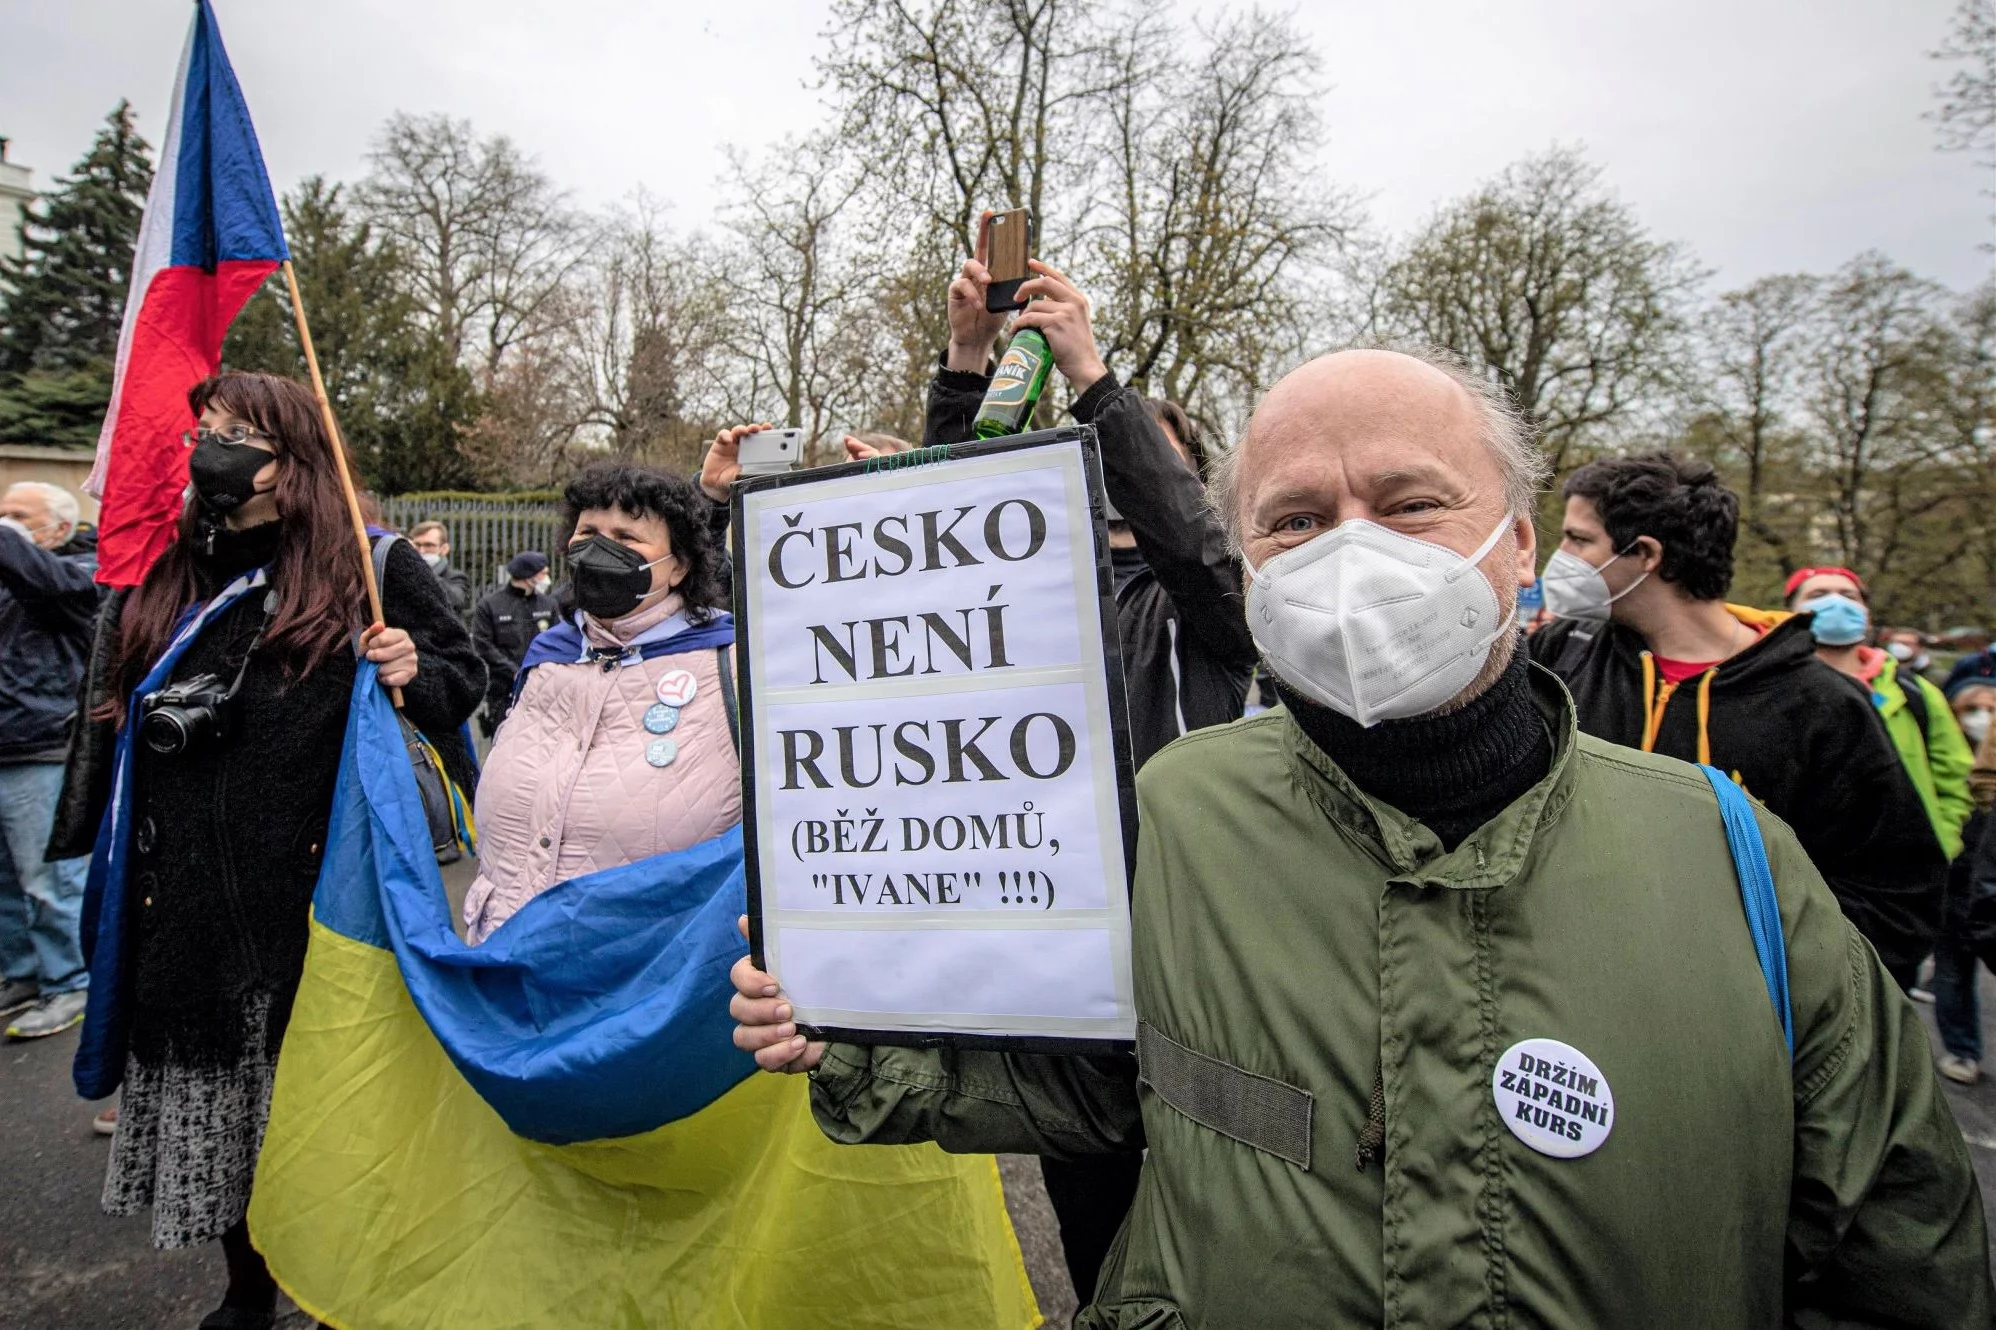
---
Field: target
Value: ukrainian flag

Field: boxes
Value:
[249,665,1039,1329]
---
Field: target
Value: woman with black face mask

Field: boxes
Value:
[462,458,738,943]
[73,371,484,1330]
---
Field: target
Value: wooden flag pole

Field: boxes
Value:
[280,259,402,707]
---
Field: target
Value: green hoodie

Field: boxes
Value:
[809,668,1990,1327]
[1865,649,1975,859]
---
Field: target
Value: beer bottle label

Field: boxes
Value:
[983,339,1047,410]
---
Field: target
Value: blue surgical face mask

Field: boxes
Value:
[1801,592,1868,647]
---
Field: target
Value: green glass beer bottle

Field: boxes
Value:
[973,328,1054,438]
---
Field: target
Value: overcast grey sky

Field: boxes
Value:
[3,0,1988,292]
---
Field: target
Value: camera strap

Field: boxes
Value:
[218,588,278,704]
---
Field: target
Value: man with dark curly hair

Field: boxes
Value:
[1532,452,1946,982]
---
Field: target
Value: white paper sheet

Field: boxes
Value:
[740,440,1136,1041]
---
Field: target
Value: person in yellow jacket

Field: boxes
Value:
[1786,567,1974,857]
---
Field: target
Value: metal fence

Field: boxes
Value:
[378,493,569,595]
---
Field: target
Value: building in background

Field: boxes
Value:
[0,137,32,269]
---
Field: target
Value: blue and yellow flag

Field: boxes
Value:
[250,665,1039,1329]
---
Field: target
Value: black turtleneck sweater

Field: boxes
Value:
[195,514,284,588]
[1279,647,1553,852]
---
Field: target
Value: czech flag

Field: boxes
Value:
[86,0,286,587]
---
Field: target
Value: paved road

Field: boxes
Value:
[0,1022,1076,1329]
[7,975,1993,1329]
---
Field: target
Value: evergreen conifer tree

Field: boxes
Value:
[0,101,153,446]
[223,177,482,492]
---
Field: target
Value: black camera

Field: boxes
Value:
[138,673,233,756]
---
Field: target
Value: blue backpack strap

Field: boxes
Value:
[1698,765,1795,1058]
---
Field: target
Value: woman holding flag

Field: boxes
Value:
[238,435,1038,1328]
[76,371,483,1330]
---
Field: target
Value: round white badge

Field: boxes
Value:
[655,669,699,708]
[1493,1038,1613,1159]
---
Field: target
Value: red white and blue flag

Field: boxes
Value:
[87,0,286,587]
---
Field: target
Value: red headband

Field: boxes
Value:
[1784,566,1865,600]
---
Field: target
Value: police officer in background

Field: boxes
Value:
[471,551,559,736]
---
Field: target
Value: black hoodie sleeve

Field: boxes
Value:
[922,357,994,448]
[381,539,486,739]
[1072,375,1257,670]
[1785,671,1948,972]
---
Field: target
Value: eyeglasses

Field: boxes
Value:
[181,425,275,450]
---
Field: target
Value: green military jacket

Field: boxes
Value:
[810,670,1991,1327]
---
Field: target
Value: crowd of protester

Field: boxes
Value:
[5,238,1996,1327]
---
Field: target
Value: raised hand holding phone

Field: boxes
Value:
[698,422,776,501]
[946,211,1017,372]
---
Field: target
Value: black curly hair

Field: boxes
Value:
[1562,452,1738,602]
[560,463,728,618]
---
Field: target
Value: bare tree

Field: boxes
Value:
[459,330,594,487]
[1932,0,1996,243]
[357,113,591,379]
[1088,10,1354,426]
[1696,274,1818,573]
[1798,254,1961,605]
[1379,147,1704,484]
[822,0,1151,260]
[820,0,1350,438]
[578,198,735,473]
[717,139,877,459]
[1951,285,1996,620]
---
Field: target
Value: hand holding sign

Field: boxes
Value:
[730,917,826,1073]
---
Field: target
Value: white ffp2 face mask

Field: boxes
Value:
[1540,547,1645,623]
[1245,514,1518,728]
[1962,708,1992,747]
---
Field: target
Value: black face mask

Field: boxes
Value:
[568,534,671,620]
[188,436,273,513]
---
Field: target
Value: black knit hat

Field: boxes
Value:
[507,551,549,580]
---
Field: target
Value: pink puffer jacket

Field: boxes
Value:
[464,599,741,944]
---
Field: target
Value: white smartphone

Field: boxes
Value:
[737,427,804,477]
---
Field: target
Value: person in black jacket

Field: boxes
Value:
[82,372,483,1330]
[471,550,560,735]
[1530,452,1946,984]
[914,250,1257,1300]
[0,482,103,1034]
[410,520,474,619]
[924,256,1256,765]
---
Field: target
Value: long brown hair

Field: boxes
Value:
[111,371,371,710]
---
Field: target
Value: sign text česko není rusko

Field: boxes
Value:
[734,428,1137,1049]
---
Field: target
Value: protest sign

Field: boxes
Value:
[733,427,1137,1049]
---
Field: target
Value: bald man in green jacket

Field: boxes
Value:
[733,348,1992,1327]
